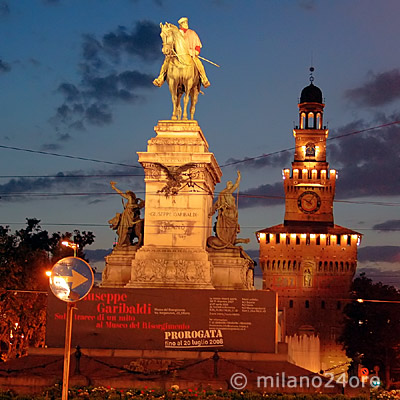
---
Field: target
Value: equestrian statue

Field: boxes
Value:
[153,17,214,121]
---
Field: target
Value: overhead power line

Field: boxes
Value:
[1,120,399,171]
[0,144,142,169]
[220,120,400,168]
[0,191,399,207]
[0,221,398,232]
[0,174,145,178]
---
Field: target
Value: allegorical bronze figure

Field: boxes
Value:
[108,182,145,247]
[207,171,250,249]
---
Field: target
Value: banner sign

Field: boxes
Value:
[46,288,277,353]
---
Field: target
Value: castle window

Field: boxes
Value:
[335,261,339,271]
[266,260,270,270]
[347,235,351,246]
[337,235,341,245]
[330,327,337,340]
[305,300,310,308]
[296,236,300,245]
[272,260,275,270]
[316,113,322,129]
[282,261,286,270]
[308,112,314,128]
[289,300,294,308]
[324,261,328,271]
[293,261,297,270]
[286,236,290,245]
[346,262,349,271]
[340,262,344,272]
[277,260,281,269]
[301,112,306,129]
[266,234,270,244]
[288,260,291,270]
[306,235,310,245]
[321,300,325,309]
[329,262,333,272]
[318,261,322,271]
[276,234,280,244]
[316,236,321,245]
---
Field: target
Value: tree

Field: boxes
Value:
[339,273,400,387]
[0,218,95,361]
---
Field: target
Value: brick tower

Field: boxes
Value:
[256,72,361,373]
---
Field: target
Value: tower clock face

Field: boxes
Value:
[297,191,321,214]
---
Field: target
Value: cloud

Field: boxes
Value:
[0,1,9,18]
[54,20,161,131]
[225,150,291,170]
[327,115,400,199]
[85,103,113,126]
[28,58,41,67]
[298,0,316,11]
[224,111,400,202]
[99,23,161,63]
[358,246,400,263]
[356,267,400,289]
[41,143,62,151]
[345,69,400,107]
[0,59,11,73]
[58,133,71,141]
[0,168,145,203]
[372,220,400,232]
[85,248,112,263]
[238,182,284,209]
[129,0,164,6]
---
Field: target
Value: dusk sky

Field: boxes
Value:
[1,0,399,284]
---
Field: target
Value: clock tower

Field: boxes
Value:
[284,74,334,226]
[257,72,361,374]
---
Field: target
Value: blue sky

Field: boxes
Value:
[1,0,400,284]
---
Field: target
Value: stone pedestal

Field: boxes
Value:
[207,247,255,290]
[101,247,138,287]
[128,247,213,289]
[127,120,222,289]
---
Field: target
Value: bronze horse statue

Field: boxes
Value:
[159,23,200,120]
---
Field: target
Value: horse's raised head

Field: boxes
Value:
[160,22,176,55]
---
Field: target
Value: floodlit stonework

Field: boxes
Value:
[257,77,361,375]
[127,120,221,289]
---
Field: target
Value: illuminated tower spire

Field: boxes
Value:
[283,69,335,226]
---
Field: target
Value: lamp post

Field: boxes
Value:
[61,241,79,258]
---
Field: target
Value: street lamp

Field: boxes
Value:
[61,241,78,257]
[357,298,400,304]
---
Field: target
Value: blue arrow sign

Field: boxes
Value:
[50,257,94,302]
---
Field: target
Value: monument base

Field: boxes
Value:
[207,247,255,290]
[101,246,138,287]
[0,346,345,395]
[126,246,214,289]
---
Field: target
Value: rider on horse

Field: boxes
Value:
[153,17,211,88]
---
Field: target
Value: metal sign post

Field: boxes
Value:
[62,302,75,400]
[49,256,94,400]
